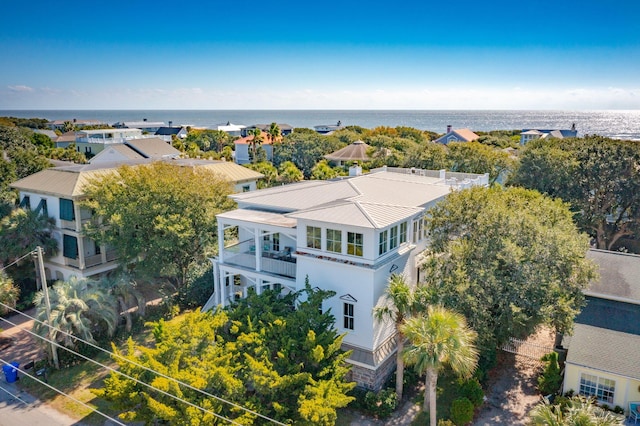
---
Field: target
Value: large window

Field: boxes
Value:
[347,232,363,257]
[579,373,615,404]
[343,303,354,330]
[306,226,321,249]
[378,230,388,255]
[59,198,75,221]
[389,226,398,250]
[63,235,78,259]
[326,229,342,253]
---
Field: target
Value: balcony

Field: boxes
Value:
[223,240,296,279]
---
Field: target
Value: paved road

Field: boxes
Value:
[0,378,79,426]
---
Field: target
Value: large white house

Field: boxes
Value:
[10,159,263,283]
[205,166,489,389]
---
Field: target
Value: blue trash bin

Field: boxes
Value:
[2,362,19,383]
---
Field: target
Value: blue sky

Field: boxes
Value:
[2,0,639,110]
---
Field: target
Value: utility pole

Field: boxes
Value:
[35,246,59,369]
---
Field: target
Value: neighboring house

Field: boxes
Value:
[10,159,263,282]
[214,122,246,136]
[54,131,78,149]
[314,121,345,134]
[433,125,480,144]
[74,128,151,157]
[89,138,181,164]
[233,134,273,164]
[205,166,489,389]
[520,124,577,145]
[155,126,188,142]
[241,123,294,137]
[113,120,166,134]
[48,119,107,131]
[562,249,640,412]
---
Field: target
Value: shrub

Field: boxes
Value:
[450,397,474,426]
[364,388,398,419]
[613,405,624,414]
[459,378,484,407]
[538,352,562,395]
[437,420,455,426]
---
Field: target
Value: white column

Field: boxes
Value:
[218,223,226,264]
[254,230,262,272]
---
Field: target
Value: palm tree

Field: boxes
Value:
[100,274,146,333]
[33,276,118,349]
[373,273,423,400]
[529,396,625,425]
[248,128,264,164]
[400,305,478,426]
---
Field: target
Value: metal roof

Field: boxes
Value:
[229,168,478,228]
[565,323,640,380]
[324,140,371,162]
[11,159,263,198]
[585,249,640,303]
[217,209,297,228]
[125,138,181,158]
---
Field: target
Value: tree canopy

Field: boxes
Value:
[509,136,640,251]
[422,186,596,355]
[82,162,235,288]
[95,284,355,425]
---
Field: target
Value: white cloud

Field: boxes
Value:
[8,85,34,92]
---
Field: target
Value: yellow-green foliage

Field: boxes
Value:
[95,286,355,425]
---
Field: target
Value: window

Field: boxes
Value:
[272,233,280,252]
[579,373,615,404]
[413,221,419,243]
[343,303,354,330]
[63,235,78,259]
[306,226,321,249]
[347,232,363,257]
[326,229,342,253]
[378,230,388,255]
[19,195,30,209]
[399,222,407,244]
[34,199,48,217]
[389,226,398,250]
[242,185,250,192]
[59,198,75,221]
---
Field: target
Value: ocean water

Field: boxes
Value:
[2,109,640,140]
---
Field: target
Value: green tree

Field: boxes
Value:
[246,161,278,188]
[509,136,640,251]
[447,141,514,184]
[400,306,478,426]
[373,274,429,400]
[248,128,264,164]
[0,271,19,315]
[268,122,281,143]
[100,274,146,333]
[423,186,597,356]
[184,129,231,152]
[96,284,355,425]
[0,208,58,266]
[311,159,339,180]
[278,160,304,183]
[275,132,344,178]
[83,162,235,289]
[529,396,625,425]
[538,351,562,395]
[403,142,450,170]
[33,276,118,349]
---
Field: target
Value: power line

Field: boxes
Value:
[0,314,243,426]
[0,357,127,426]
[0,250,36,273]
[0,303,287,425]
[0,383,30,405]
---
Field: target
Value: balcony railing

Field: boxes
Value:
[223,239,296,279]
[84,254,103,268]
